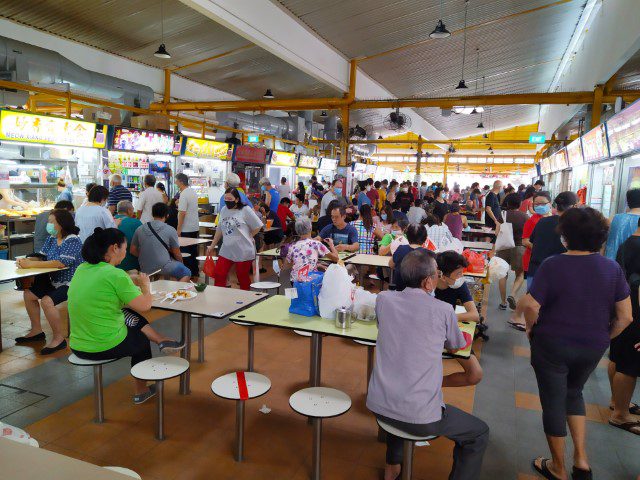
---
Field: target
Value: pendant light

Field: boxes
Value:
[456,0,470,89]
[154,0,171,59]
[429,0,451,39]
[320,110,328,117]
[471,48,480,113]
[263,89,274,99]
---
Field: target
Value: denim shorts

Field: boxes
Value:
[161,260,192,279]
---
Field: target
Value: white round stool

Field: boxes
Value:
[289,387,351,480]
[250,281,281,295]
[131,357,190,440]
[376,418,439,480]
[211,371,271,462]
[230,320,257,372]
[181,252,191,258]
[68,354,118,423]
[353,339,377,388]
[103,467,142,479]
[293,329,312,337]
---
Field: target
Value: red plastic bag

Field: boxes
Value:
[462,249,485,274]
[203,255,216,277]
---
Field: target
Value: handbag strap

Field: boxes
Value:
[147,223,172,254]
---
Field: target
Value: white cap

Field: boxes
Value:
[226,172,241,187]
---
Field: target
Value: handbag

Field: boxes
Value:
[494,211,515,251]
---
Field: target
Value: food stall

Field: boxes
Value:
[547,149,569,197]
[365,164,378,180]
[231,145,269,197]
[316,157,337,184]
[181,137,232,209]
[108,126,182,201]
[565,137,588,194]
[581,123,615,217]
[266,150,297,188]
[296,154,320,188]
[352,162,367,182]
[0,109,106,206]
[606,98,640,212]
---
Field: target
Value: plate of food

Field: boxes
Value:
[163,289,197,303]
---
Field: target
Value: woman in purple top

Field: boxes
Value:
[516,208,632,480]
[443,201,467,240]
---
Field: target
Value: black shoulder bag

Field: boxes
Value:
[147,223,176,260]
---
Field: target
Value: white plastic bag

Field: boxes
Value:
[353,287,377,322]
[494,211,515,251]
[488,256,510,283]
[318,264,355,319]
[438,236,464,254]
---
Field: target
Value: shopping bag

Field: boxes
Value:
[494,212,515,251]
[438,236,463,254]
[289,271,324,317]
[318,264,355,319]
[202,255,216,278]
[353,287,377,321]
[488,256,510,282]
[462,249,486,274]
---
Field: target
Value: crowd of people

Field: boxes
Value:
[11,169,640,480]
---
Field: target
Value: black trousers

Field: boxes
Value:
[180,230,199,277]
[72,309,152,368]
[376,405,489,480]
[530,334,605,437]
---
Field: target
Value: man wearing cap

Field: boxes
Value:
[259,177,280,213]
[218,172,250,212]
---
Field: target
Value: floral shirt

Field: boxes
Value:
[286,238,329,281]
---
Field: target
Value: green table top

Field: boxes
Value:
[229,295,475,357]
[258,247,354,262]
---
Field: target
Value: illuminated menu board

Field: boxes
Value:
[112,127,182,154]
[319,158,338,170]
[566,138,584,167]
[298,155,320,169]
[270,150,297,167]
[581,124,609,163]
[184,137,231,160]
[550,149,568,172]
[540,157,551,175]
[353,163,366,173]
[0,110,98,148]
[606,99,640,156]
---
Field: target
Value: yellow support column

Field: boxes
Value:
[591,85,604,129]
[339,106,350,167]
[443,152,449,185]
[416,135,423,175]
[65,92,71,118]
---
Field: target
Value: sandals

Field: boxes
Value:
[532,457,563,480]
[608,419,640,435]
[571,466,592,480]
[508,320,526,331]
[609,402,640,415]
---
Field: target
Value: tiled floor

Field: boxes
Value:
[1,272,639,479]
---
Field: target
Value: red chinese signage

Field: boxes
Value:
[233,145,268,164]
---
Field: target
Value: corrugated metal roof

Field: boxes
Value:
[278,0,585,137]
[0,0,340,99]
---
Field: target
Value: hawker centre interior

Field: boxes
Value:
[0,1,639,480]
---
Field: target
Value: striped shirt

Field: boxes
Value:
[108,185,132,208]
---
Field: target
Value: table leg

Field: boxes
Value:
[309,335,317,386]
[401,440,414,480]
[247,326,255,372]
[235,400,245,462]
[254,256,261,282]
[310,333,323,386]
[93,365,104,423]
[179,313,191,395]
[312,417,322,480]
[156,380,165,441]
[197,317,205,363]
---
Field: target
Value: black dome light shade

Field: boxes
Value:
[430,20,451,39]
[154,43,171,59]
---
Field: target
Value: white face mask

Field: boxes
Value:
[450,277,465,289]
[366,185,372,191]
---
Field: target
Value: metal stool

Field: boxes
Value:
[211,371,271,462]
[231,320,257,371]
[131,357,190,440]
[250,281,281,295]
[289,387,351,480]
[352,339,376,390]
[68,354,117,423]
[103,467,141,478]
[376,418,439,480]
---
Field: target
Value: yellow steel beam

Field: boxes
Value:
[171,44,255,72]
[315,138,565,145]
[375,153,534,158]
[591,85,604,129]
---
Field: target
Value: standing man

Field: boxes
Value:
[137,174,164,223]
[534,179,545,192]
[107,174,132,214]
[259,177,280,213]
[175,173,199,279]
[484,180,503,229]
[320,179,347,216]
[365,178,379,207]
[604,188,640,260]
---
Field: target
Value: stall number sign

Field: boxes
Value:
[247,134,260,143]
[184,137,231,160]
[0,110,97,148]
[529,132,546,144]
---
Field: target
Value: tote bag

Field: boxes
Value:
[494,211,515,251]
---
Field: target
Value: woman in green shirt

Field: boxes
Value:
[69,227,182,404]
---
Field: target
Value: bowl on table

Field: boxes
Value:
[194,283,207,292]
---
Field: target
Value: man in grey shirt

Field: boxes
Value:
[319,178,347,216]
[130,202,191,282]
[366,249,489,480]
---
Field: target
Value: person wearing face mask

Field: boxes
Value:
[207,188,264,290]
[375,204,395,234]
[390,223,429,290]
[432,187,450,223]
[75,185,116,242]
[365,177,379,206]
[320,179,347,216]
[520,192,553,298]
[386,180,398,205]
[396,182,414,213]
[258,177,280,213]
[33,200,74,253]
[367,249,489,480]
[356,180,372,210]
[15,209,83,354]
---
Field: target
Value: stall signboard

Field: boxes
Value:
[270,150,297,167]
[319,158,338,170]
[540,157,551,175]
[566,138,584,167]
[0,110,98,148]
[353,162,367,173]
[551,149,568,172]
[184,137,231,160]
[233,145,268,164]
[606,99,640,157]
[296,167,315,176]
[298,155,320,169]
[365,164,378,175]
[111,126,182,155]
[247,134,260,143]
[581,124,610,163]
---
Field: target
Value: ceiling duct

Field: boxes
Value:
[215,111,307,143]
[0,35,155,123]
[351,133,377,157]
[323,114,339,141]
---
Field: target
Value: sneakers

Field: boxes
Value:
[158,340,185,353]
[133,384,157,405]
[499,303,507,311]
[507,296,517,310]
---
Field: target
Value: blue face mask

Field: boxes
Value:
[261,185,266,192]
[334,187,342,195]
[380,213,387,221]
[533,204,551,215]
[46,223,57,236]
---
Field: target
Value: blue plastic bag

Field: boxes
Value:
[289,272,324,317]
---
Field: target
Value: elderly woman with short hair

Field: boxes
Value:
[285,217,339,281]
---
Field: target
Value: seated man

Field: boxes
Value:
[130,202,190,282]
[316,205,359,253]
[114,200,142,272]
[367,249,489,480]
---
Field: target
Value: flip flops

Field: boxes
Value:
[608,419,640,435]
[532,457,563,480]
